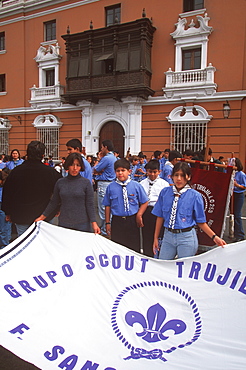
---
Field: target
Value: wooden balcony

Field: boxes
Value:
[62,17,156,104]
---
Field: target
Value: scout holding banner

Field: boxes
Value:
[188,160,234,247]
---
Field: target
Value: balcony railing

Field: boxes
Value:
[163,64,217,98]
[171,69,207,84]
[29,84,65,108]
[30,84,64,99]
[165,64,215,87]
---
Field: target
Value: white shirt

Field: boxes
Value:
[140,177,169,207]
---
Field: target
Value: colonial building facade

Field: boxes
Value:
[0,0,245,162]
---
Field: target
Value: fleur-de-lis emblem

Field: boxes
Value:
[125,303,186,343]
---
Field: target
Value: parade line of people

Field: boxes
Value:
[0,139,245,260]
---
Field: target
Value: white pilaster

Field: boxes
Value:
[79,101,95,155]
[123,97,143,155]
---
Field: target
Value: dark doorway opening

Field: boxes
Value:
[99,121,124,158]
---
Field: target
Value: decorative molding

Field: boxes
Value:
[167,105,212,124]
[32,114,63,128]
[0,117,12,130]
[171,14,212,39]
[41,40,58,47]
[34,43,61,63]
[143,90,246,106]
[106,106,115,115]
[29,42,63,108]
[77,98,143,156]
[170,14,213,72]
[96,115,127,134]
[179,8,206,18]
[164,13,215,98]
[1,89,246,118]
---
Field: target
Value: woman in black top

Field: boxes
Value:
[35,153,100,233]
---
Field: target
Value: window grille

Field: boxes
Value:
[170,122,207,154]
[0,129,9,155]
[37,127,59,160]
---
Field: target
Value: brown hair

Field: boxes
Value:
[172,162,191,183]
[63,153,85,171]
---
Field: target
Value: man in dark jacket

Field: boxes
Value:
[2,141,61,236]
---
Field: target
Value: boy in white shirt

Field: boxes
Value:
[140,160,169,257]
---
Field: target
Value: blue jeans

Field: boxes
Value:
[233,192,245,240]
[159,228,198,260]
[97,181,111,235]
[0,208,11,248]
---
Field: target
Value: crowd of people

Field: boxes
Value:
[0,139,245,260]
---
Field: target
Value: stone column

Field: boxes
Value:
[123,97,143,155]
[78,101,94,155]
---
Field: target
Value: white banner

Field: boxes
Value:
[0,221,245,370]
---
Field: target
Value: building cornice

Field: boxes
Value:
[0,0,99,24]
[143,90,246,106]
[1,90,245,116]
[0,104,81,116]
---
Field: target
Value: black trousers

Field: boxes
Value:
[142,206,164,258]
[111,214,140,253]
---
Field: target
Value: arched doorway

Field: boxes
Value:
[99,121,124,157]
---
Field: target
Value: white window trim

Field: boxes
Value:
[167,105,212,153]
[32,114,62,160]
[41,39,57,47]
[179,8,206,18]
[32,114,62,128]
[163,14,216,99]
[167,105,212,124]
[0,117,11,155]
[171,14,213,71]
[34,43,61,87]
[30,43,64,108]
[0,117,12,129]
